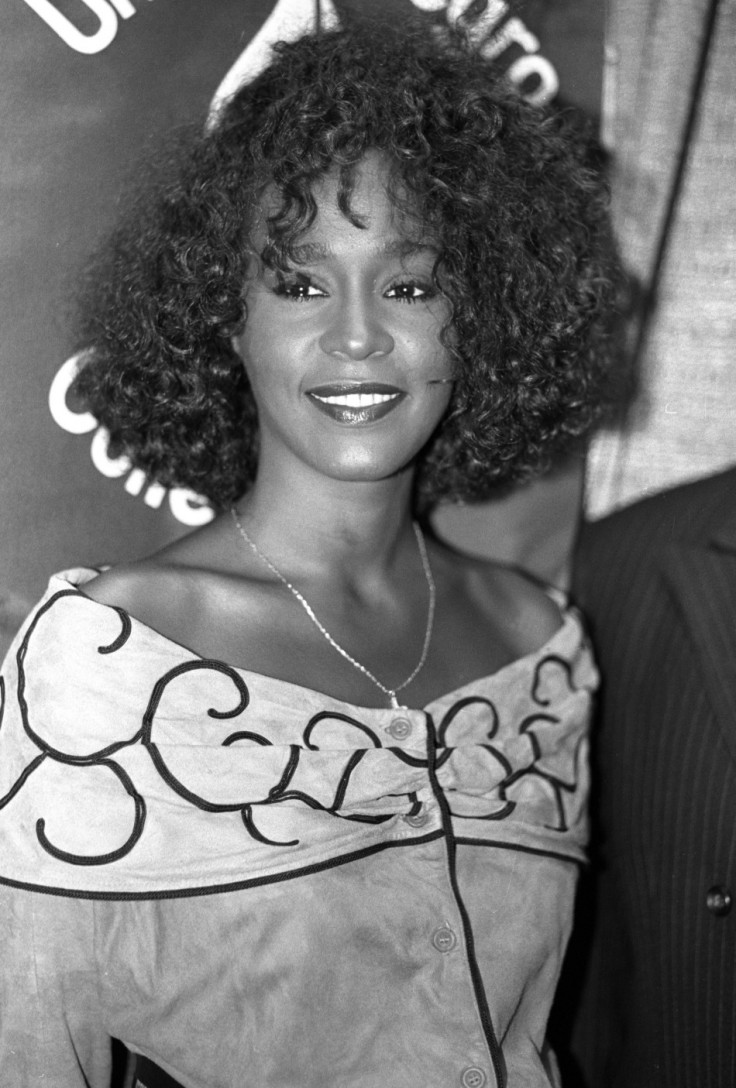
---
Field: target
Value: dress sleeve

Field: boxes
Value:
[0,583,115,1085]
[0,885,113,1087]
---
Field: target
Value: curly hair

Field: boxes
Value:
[73,21,624,511]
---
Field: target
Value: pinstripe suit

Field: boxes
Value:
[554,466,736,1088]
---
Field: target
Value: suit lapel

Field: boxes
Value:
[661,516,736,766]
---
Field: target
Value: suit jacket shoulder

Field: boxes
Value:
[574,466,736,613]
[579,465,736,554]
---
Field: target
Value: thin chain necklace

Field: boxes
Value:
[230,508,435,710]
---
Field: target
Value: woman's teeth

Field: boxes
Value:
[315,392,399,407]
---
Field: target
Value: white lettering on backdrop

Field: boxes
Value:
[49,353,214,526]
[25,0,558,103]
[20,0,144,55]
[408,0,558,104]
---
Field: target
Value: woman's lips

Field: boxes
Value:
[306,383,406,424]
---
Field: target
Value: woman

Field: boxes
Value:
[0,23,620,1088]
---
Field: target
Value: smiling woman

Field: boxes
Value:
[236,153,454,489]
[0,19,621,1088]
[69,21,620,513]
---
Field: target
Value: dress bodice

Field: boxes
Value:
[0,568,596,1088]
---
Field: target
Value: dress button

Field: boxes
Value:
[461,1068,486,1088]
[385,716,413,740]
[431,924,457,953]
[403,805,429,828]
[706,885,732,916]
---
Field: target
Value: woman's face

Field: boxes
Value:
[233,152,454,490]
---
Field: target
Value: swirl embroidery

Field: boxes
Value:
[0,591,589,870]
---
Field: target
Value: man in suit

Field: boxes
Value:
[552,464,736,1087]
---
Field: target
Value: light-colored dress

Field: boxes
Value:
[0,568,595,1088]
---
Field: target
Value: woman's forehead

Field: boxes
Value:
[251,154,432,250]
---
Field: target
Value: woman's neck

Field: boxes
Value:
[233,461,419,584]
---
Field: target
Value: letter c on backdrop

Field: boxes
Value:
[48,352,98,435]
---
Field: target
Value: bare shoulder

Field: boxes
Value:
[84,560,173,608]
[81,517,236,631]
[80,559,199,641]
[437,543,565,660]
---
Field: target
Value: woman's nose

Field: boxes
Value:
[319,296,394,360]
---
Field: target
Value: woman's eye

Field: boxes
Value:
[273,276,325,301]
[386,281,433,304]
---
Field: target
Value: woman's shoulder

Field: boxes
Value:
[80,517,243,641]
[8,566,121,650]
[82,557,194,624]
[433,541,572,666]
[4,566,155,673]
[1,553,216,704]
[476,558,565,634]
[449,543,565,622]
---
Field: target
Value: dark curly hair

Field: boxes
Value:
[72,21,623,512]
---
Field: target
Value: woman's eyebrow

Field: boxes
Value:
[382,239,437,258]
[289,238,436,263]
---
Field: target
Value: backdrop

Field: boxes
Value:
[0,0,605,656]
[586,0,736,516]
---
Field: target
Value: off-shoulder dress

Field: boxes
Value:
[0,568,596,1088]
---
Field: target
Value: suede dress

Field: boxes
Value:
[0,569,595,1088]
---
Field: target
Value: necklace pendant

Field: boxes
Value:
[389,692,402,710]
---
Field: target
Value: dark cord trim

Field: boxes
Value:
[424,712,507,1088]
[455,836,585,865]
[0,827,444,901]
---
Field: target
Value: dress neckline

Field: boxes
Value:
[51,567,581,716]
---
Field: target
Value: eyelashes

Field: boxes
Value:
[385,282,435,304]
[272,273,437,304]
[272,273,323,302]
